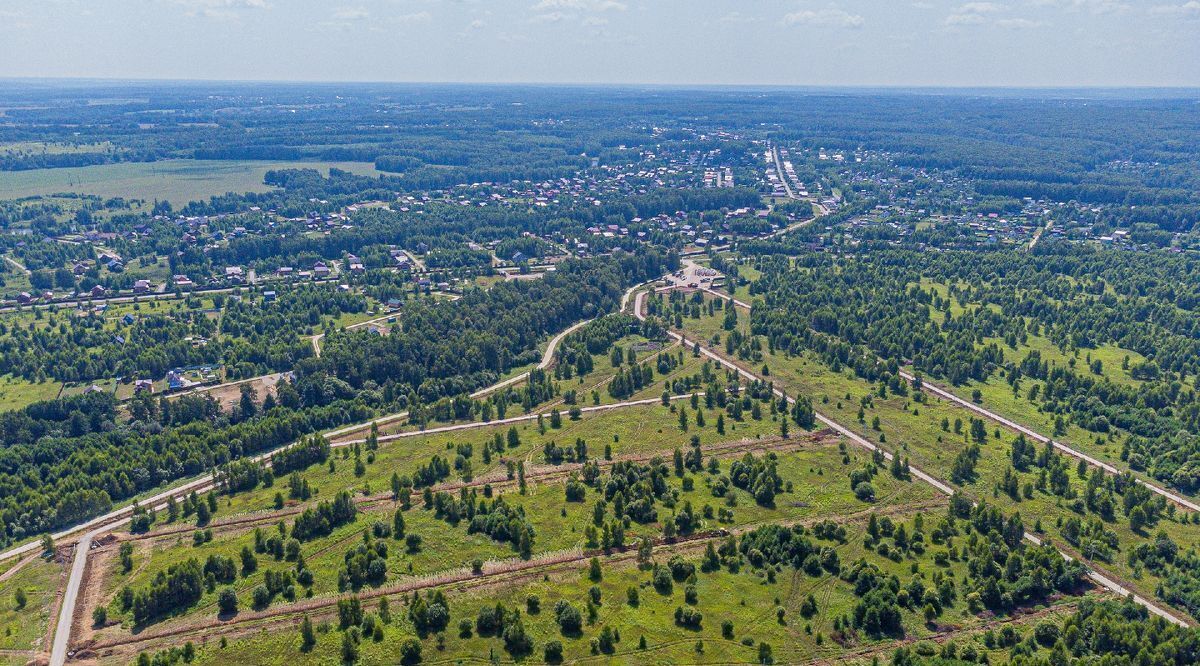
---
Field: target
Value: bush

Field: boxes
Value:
[217,587,238,614]
[399,637,422,664]
[854,482,876,502]
[1034,620,1060,647]
[674,605,703,629]
[544,639,564,663]
[252,585,271,609]
[554,600,583,635]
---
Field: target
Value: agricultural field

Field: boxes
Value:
[0,140,116,156]
[0,160,384,205]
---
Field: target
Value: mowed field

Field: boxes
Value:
[0,160,384,205]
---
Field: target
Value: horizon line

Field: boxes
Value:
[2,76,1199,93]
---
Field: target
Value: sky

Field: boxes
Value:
[0,0,1197,87]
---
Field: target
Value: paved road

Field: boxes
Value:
[769,144,796,200]
[1028,222,1052,251]
[638,282,1191,627]
[51,533,93,666]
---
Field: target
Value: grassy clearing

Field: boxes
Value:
[0,374,61,411]
[917,279,1148,387]
[353,337,704,442]
[0,140,114,155]
[93,400,890,638]
[906,280,1163,490]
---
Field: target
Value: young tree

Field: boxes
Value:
[300,615,316,651]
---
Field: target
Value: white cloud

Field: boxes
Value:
[531,0,626,11]
[961,1,1006,11]
[331,7,369,21]
[531,11,567,22]
[996,17,1047,27]
[527,0,625,27]
[174,0,269,20]
[1150,1,1200,15]
[1029,0,1129,14]
[719,11,760,23]
[944,2,1009,26]
[393,11,432,24]
[945,11,988,24]
[782,8,865,28]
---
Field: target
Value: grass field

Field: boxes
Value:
[0,555,61,656]
[0,140,114,155]
[0,159,384,205]
[98,441,918,621]
[0,374,61,411]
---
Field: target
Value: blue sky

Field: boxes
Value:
[0,0,1197,86]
